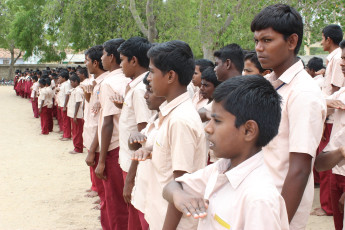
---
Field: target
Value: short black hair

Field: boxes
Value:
[103,38,125,65]
[195,59,215,73]
[251,4,303,55]
[213,75,282,147]
[51,73,58,79]
[45,78,51,86]
[32,76,38,82]
[59,70,69,80]
[85,45,104,70]
[147,40,195,86]
[117,36,151,68]
[39,78,46,86]
[70,74,80,83]
[340,40,345,49]
[143,72,150,86]
[322,25,343,45]
[77,67,88,78]
[213,44,244,73]
[201,67,221,88]
[244,51,270,74]
[37,71,42,76]
[307,57,324,72]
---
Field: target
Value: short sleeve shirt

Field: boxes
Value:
[67,86,84,119]
[322,48,344,96]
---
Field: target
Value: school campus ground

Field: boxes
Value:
[0,85,334,229]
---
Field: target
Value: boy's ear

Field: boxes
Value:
[131,56,138,66]
[287,33,298,52]
[243,120,259,143]
[226,59,232,70]
[167,70,179,84]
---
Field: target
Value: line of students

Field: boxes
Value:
[13,3,345,230]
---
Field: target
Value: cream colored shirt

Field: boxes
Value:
[177,153,289,230]
[322,48,344,96]
[45,87,54,109]
[67,86,84,119]
[263,60,326,230]
[57,81,72,108]
[324,87,345,176]
[30,82,39,98]
[83,72,109,151]
[192,88,209,111]
[131,112,159,213]
[118,72,153,172]
[98,69,130,152]
[314,75,325,89]
[144,92,207,230]
[81,77,93,123]
[38,88,47,108]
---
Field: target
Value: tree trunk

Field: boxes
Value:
[129,0,148,38]
[8,44,22,80]
[146,0,157,42]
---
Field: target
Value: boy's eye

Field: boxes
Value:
[214,118,221,123]
[264,39,271,43]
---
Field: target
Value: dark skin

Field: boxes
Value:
[254,27,312,223]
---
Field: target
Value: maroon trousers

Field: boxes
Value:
[40,106,49,134]
[70,118,84,153]
[31,98,39,118]
[93,148,128,230]
[316,123,333,215]
[331,173,345,230]
[90,166,98,192]
[122,171,146,230]
[57,107,63,132]
[47,107,53,132]
[61,108,71,138]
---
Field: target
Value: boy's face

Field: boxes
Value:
[192,65,202,87]
[58,76,65,83]
[341,48,345,76]
[70,80,78,88]
[120,54,134,78]
[243,60,260,76]
[305,67,315,77]
[205,102,243,159]
[321,34,331,52]
[85,55,95,74]
[214,58,228,82]
[148,59,169,97]
[254,27,292,71]
[200,79,215,100]
[101,50,112,71]
[39,83,44,88]
[144,84,165,111]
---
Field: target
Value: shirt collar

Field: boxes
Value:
[327,47,341,62]
[218,152,264,189]
[268,60,304,85]
[129,71,148,89]
[94,71,109,85]
[109,68,123,76]
[159,92,190,117]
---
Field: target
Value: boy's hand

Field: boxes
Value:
[91,101,101,114]
[110,93,124,109]
[132,147,152,161]
[129,132,147,144]
[85,150,96,166]
[73,117,77,124]
[123,178,135,204]
[339,192,345,213]
[173,192,208,219]
[315,68,326,76]
[326,99,345,110]
[63,107,67,112]
[66,91,71,96]
[55,88,60,93]
[39,108,42,114]
[95,162,107,180]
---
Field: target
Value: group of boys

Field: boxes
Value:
[13,3,345,230]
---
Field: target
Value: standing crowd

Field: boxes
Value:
[11,4,345,230]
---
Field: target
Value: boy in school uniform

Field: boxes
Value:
[315,40,345,230]
[251,4,327,229]
[67,74,84,154]
[129,74,166,230]
[45,78,54,133]
[30,76,39,118]
[83,45,109,228]
[58,71,72,140]
[191,59,214,111]
[162,75,288,230]
[198,44,244,122]
[132,40,207,230]
[243,51,271,76]
[89,39,130,230]
[38,78,49,135]
[112,37,153,230]
[306,57,325,89]
[313,25,344,217]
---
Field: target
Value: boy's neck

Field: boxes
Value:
[225,69,241,81]
[131,67,147,80]
[228,146,262,171]
[273,56,299,79]
[328,44,339,54]
[108,64,121,72]
[166,86,187,103]
[93,69,106,79]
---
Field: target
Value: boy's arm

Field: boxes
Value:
[315,147,345,172]
[95,115,113,180]
[86,131,99,167]
[281,153,312,223]
[73,101,81,123]
[198,108,211,123]
[63,94,70,111]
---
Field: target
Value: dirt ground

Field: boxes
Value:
[0,86,334,229]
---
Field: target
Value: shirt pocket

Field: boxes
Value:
[152,137,171,175]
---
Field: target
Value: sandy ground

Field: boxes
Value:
[0,86,334,229]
